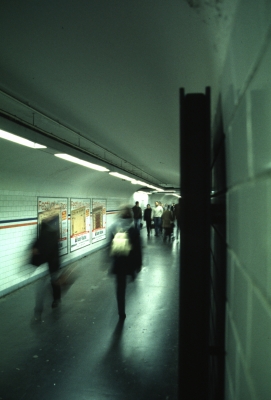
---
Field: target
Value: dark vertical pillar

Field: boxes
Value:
[179,87,211,399]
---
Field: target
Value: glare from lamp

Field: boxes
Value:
[55,154,109,171]
[148,185,164,191]
[131,180,147,186]
[0,129,47,149]
[109,172,134,181]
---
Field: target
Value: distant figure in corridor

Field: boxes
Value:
[174,197,182,239]
[151,201,164,236]
[143,204,152,237]
[109,206,142,320]
[32,213,61,319]
[132,201,142,232]
[162,205,174,241]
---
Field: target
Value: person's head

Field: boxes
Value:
[147,204,151,209]
[135,201,139,206]
[118,205,133,219]
[155,201,158,207]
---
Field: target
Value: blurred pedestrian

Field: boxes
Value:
[143,204,152,237]
[174,197,182,239]
[109,205,142,320]
[32,214,61,319]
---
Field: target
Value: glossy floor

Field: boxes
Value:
[0,230,179,400]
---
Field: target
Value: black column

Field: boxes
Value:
[179,87,211,399]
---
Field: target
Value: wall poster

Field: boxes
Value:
[70,198,91,252]
[92,199,106,243]
[37,197,68,256]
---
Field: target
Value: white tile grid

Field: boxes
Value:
[228,98,250,187]
[227,179,271,399]
[225,306,238,399]
[106,197,128,211]
[221,0,271,136]
[225,289,257,400]
[223,2,271,397]
[249,287,271,399]
[249,40,271,177]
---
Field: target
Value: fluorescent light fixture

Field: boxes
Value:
[131,179,147,186]
[109,172,164,192]
[152,190,176,193]
[109,172,134,181]
[148,186,164,191]
[55,154,109,171]
[0,129,46,149]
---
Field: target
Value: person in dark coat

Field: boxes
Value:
[32,214,61,318]
[162,205,174,241]
[110,206,142,320]
[132,201,142,231]
[143,204,152,237]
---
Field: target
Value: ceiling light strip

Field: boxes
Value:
[55,154,109,172]
[0,129,46,149]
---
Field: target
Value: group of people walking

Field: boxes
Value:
[132,200,180,240]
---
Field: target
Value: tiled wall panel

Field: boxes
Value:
[222,0,271,398]
[250,289,271,399]
[226,98,249,187]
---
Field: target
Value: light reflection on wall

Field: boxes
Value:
[133,192,149,208]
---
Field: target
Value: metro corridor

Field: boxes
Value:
[0,229,179,400]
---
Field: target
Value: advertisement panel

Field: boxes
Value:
[70,199,91,252]
[37,197,68,256]
[92,199,106,243]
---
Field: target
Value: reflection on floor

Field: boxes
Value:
[0,229,179,400]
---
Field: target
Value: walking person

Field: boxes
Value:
[162,205,174,241]
[32,213,61,320]
[143,204,152,237]
[151,201,164,236]
[109,206,142,320]
[132,201,142,232]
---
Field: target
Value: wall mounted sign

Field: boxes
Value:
[70,198,91,252]
[92,199,106,243]
[37,197,68,256]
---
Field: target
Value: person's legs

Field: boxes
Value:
[155,217,162,235]
[154,217,159,236]
[134,218,141,231]
[116,273,126,318]
[159,217,162,234]
[176,220,180,240]
[163,227,169,241]
[146,220,151,236]
[34,276,48,317]
[50,271,61,307]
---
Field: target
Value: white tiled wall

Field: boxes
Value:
[0,189,128,297]
[222,0,271,398]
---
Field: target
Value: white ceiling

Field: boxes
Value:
[0,0,236,191]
